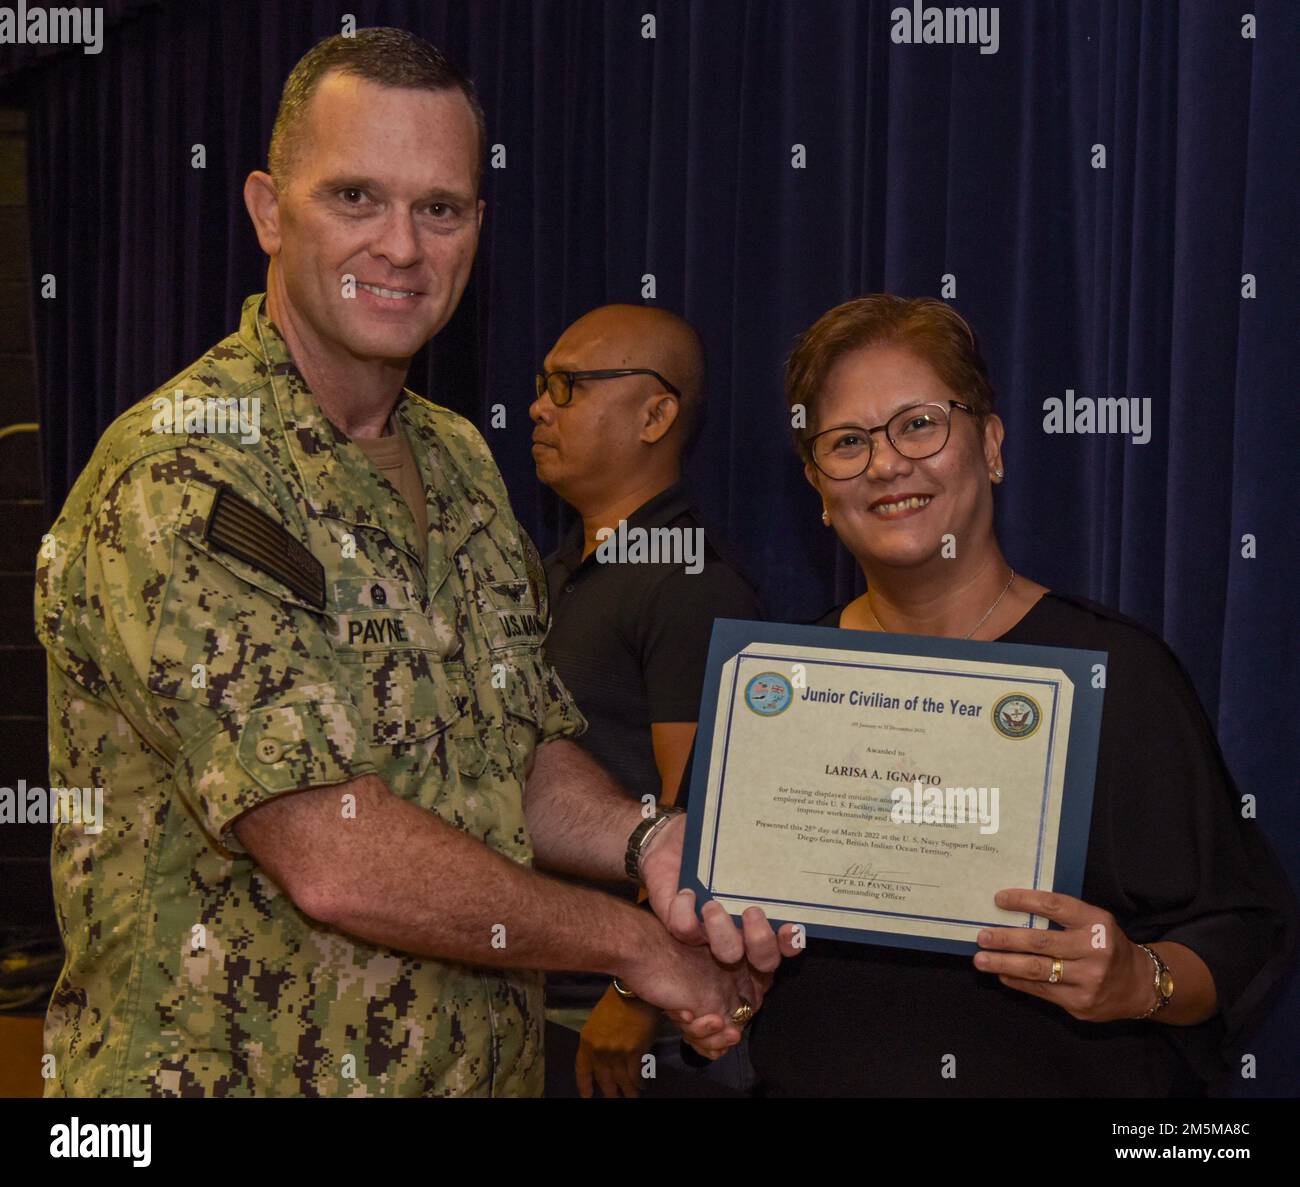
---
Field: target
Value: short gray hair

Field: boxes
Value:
[268,27,487,192]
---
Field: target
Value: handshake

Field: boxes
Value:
[615,814,804,1058]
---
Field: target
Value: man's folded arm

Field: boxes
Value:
[229,771,658,979]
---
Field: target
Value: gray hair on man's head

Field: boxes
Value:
[268,27,487,192]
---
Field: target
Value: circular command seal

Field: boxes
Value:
[744,671,794,716]
[992,692,1042,739]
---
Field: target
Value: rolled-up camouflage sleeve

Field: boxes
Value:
[530,655,587,747]
[84,448,376,856]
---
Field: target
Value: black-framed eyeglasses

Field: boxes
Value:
[805,400,975,480]
[535,368,682,407]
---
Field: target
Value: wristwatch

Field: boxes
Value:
[1134,943,1175,1018]
[624,807,684,883]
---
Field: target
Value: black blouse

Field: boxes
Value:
[740,591,1297,1097]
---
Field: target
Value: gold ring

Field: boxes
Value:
[1048,958,1063,984]
[730,998,754,1026]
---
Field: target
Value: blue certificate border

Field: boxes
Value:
[679,618,1107,956]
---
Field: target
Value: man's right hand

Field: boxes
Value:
[618,916,757,1057]
[641,815,804,972]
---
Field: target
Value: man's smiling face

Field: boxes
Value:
[269,72,484,362]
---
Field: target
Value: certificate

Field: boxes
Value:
[679,619,1107,955]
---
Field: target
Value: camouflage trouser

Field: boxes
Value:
[544,1005,595,1034]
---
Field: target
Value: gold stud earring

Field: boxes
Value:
[821,508,830,525]
[993,468,1004,480]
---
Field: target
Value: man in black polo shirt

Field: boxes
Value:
[530,304,763,1097]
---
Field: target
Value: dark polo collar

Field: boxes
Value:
[555,479,696,576]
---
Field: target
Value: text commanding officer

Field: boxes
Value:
[34,28,787,1098]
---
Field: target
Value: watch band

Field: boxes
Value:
[624,807,685,883]
[1134,943,1174,1019]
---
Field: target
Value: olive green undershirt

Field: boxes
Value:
[352,417,429,572]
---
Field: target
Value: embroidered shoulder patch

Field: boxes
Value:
[520,528,549,630]
[204,485,326,609]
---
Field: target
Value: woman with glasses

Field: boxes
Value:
[739,295,1295,1096]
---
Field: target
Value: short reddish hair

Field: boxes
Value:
[784,295,996,461]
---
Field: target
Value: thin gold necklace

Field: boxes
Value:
[864,570,1016,640]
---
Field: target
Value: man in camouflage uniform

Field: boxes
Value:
[34,29,786,1097]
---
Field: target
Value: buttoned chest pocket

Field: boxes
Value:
[332,577,465,747]
[472,579,548,736]
[477,578,548,656]
[333,577,443,655]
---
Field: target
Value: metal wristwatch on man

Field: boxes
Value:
[612,808,686,1001]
